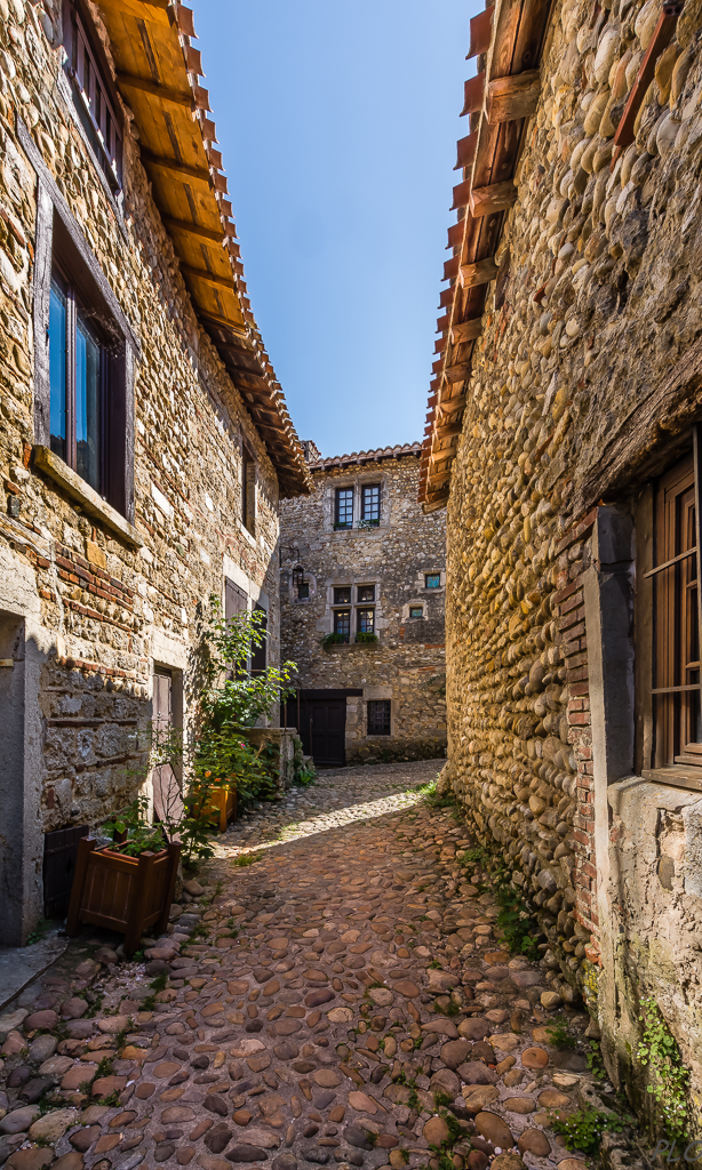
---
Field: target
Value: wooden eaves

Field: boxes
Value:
[419,0,553,510]
[94,0,311,498]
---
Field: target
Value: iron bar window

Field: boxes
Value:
[651,439,702,768]
[367,699,391,736]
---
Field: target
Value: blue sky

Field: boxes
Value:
[193,1,476,459]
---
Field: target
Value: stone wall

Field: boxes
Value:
[280,451,447,763]
[441,0,702,1130]
[0,0,285,940]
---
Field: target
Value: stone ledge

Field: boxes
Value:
[33,446,143,549]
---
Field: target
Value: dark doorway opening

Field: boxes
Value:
[284,689,361,767]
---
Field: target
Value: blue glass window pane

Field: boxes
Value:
[49,281,67,461]
[76,315,102,493]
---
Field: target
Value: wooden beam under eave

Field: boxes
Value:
[459,257,498,289]
[486,71,541,124]
[469,179,517,217]
[444,361,470,383]
[117,72,194,108]
[450,317,483,344]
[141,150,212,184]
[182,264,236,292]
[165,216,235,243]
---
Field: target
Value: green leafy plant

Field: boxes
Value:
[355,631,379,643]
[586,1040,607,1082]
[546,1015,577,1050]
[193,600,296,810]
[102,795,167,858]
[321,631,348,648]
[551,1107,626,1154]
[637,997,691,1139]
[495,883,541,959]
[295,762,316,786]
[233,851,261,867]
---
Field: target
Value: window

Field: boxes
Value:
[425,573,441,589]
[409,605,424,619]
[49,270,107,495]
[367,700,391,736]
[297,581,310,600]
[251,604,267,676]
[650,452,702,768]
[225,577,247,623]
[333,609,351,642]
[357,584,375,603]
[62,0,123,192]
[242,446,256,535]
[357,607,375,635]
[334,487,354,529]
[334,586,351,605]
[360,483,381,525]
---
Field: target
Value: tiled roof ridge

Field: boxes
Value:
[310,442,423,470]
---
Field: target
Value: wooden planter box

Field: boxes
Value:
[190,781,237,833]
[66,837,180,956]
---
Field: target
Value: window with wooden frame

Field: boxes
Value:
[242,445,256,536]
[356,607,375,635]
[649,447,702,769]
[367,699,391,736]
[250,604,267,677]
[333,608,351,642]
[334,487,354,529]
[333,586,351,605]
[357,584,375,604]
[62,0,123,193]
[360,483,381,525]
[45,214,129,513]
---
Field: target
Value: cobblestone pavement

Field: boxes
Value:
[0,762,617,1170]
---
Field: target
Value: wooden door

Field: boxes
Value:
[152,669,183,824]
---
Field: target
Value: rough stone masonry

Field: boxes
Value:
[425,0,702,1137]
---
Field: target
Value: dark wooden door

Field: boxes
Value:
[152,669,183,824]
[287,693,347,766]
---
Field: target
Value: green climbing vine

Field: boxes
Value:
[637,997,691,1140]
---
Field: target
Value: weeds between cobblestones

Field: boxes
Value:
[0,760,645,1170]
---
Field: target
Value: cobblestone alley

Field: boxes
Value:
[0,762,617,1170]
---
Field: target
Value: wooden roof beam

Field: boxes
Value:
[486,71,541,124]
[117,72,193,107]
[459,257,498,289]
[141,150,212,183]
[470,179,517,217]
[450,317,482,344]
[181,263,236,291]
[165,216,236,242]
[444,361,470,383]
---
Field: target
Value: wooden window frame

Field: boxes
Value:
[242,445,256,536]
[29,148,137,525]
[333,586,352,606]
[360,483,381,526]
[356,606,375,635]
[334,487,354,529]
[367,699,391,736]
[644,435,702,771]
[333,608,351,642]
[62,0,124,193]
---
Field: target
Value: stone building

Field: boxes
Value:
[420,0,702,1135]
[280,444,447,766]
[0,0,310,944]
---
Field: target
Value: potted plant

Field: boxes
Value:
[191,601,296,828]
[66,796,181,957]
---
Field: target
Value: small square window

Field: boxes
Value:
[297,581,310,600]
[409,605,424,619]
[367,699,391,736]
[357,607,375,634]
[360,484,381,525]
[357,584,375,603]
[334,487,354,528]
[333,609,351,642]
[425,573,441,589]
[334,586,351,605]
